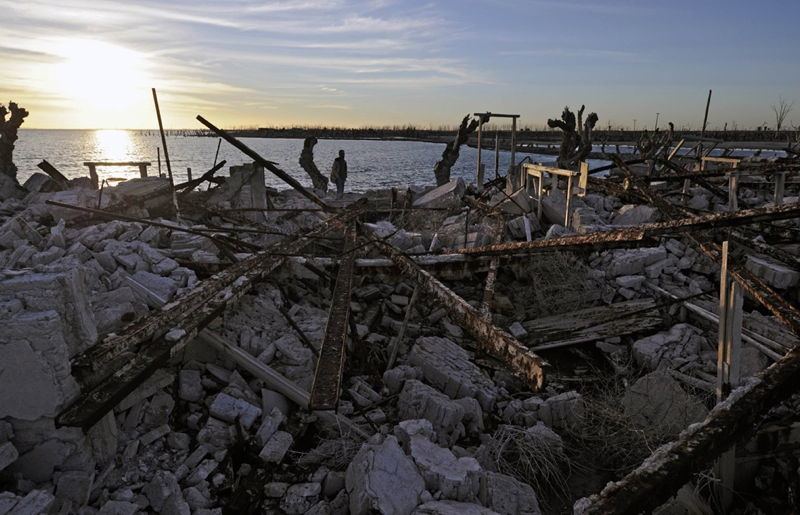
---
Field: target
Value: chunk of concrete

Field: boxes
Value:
[612,204,658,226]
[178,369,203,403]
[0,269,97,355]
[281,483,321,515]
[413,178,466,209]
[479,472,542,515]
[622,371,708,438]
[0,441,18,472]
[209,392,261,429]
[398,380,465,446]
[408,336,497,411]
[259,431,293,464]
[346,436,425,515]
[8,490,55,515]
[144,470,181,512]
[409,436,482,502]
[746,255,800,289]
[55,470,94,507]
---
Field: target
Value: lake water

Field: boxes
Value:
[14,129,602,193]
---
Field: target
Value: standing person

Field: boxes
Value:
[330,149,348,199]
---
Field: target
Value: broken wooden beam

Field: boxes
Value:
[366,231,546,390]
[59,201,367,430]
[36,160,70,189]
[309,222,357,410]
[196,115,330,211]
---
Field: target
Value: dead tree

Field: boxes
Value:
[547,105,598,170]
[771,96,794,131]
[0,102,29,181]
[636,122,674,159]
[433,114,481,186]
[298,136,329,192]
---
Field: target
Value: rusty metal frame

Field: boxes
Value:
[579,166,800,514]
[309,221,357,410]
[59,200,367,430]
[453,201,800,258]
[366,231,546,390]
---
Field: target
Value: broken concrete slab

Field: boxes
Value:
[621,371,709,438]
[408,336,498,411]
[258,431,293,464]
[408,435,482,502]
[413,178,466,209]
[346,436,425,515]
[398,380,465,446]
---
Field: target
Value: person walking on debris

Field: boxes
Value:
[330,149,348,199]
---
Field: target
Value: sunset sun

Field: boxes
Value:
[49,39,152,120]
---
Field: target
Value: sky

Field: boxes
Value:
[1,0,799,130]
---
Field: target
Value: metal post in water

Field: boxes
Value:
[213,138,222,168]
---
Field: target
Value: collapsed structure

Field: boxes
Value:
[0,109,798,515]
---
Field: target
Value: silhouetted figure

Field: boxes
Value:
[330,149,348,199]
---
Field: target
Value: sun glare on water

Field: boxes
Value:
[49,39,152,126]
[94,129,134,162]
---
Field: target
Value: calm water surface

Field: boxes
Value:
[16,129,600,192]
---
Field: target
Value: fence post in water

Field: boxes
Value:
[187,167,192,182]
[157,147,162,177]
[494,132,500,179]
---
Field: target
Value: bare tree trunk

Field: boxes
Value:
[298,136,328,192]
[0,102,29,181]
[433,114,481,186]
[547,105,598,170]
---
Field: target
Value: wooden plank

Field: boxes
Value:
[83,161,152,167]
[37,160,69,188]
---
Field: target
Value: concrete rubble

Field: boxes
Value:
[0,151,797,515]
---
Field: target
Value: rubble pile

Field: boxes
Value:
[0,151,798,515]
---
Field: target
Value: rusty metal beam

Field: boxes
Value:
[366,231,546,390]
[309,222,357,410]
[577,335,800,515]
[59,201,366,430]
[454,201,800,258]
[196,115,330,211]
[578,167,800,514]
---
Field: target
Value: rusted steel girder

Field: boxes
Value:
[309,222,357,410]
[60,201,367,430]
[454,201,800,258]
[576,344,800,515]
[578,169,800,514]
[196,115,330,211]
[366,232,546,390]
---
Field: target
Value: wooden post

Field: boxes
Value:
[157,147,161,176]
[494,132,500,179]
[564,175,574,227]
[476,118,483,192]
[186,167,192,182]
[729,173,739,211]
[774,172,786,205]
[510,116,517,190]
[138,163,148,178]
[151,89,173,185]
[87,164,98,189]
[578,161,589,197]
[213,138,222,168]
[536,170,544,222]
[715,240,743,509]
